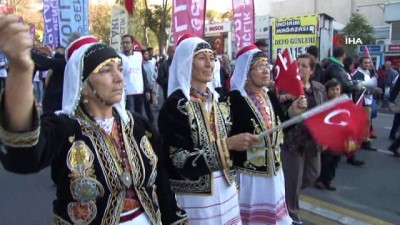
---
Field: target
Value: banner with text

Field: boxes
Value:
[110,6,128,51]
[172,0,206,46]
[57,0,89,47]
[272,14,318,60]
[232,0,255,50]
[43,0,59,49]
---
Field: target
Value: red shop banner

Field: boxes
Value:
[172,0,206,46]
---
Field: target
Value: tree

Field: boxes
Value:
[342,13,375,55]
[221,10,233,21]
[142,0,171,55]
[10,0,44,42]
[89,4,112,44]
[206,10,221,23]
[206,10,233,23]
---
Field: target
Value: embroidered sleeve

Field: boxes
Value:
[0,110,71,174]
[0,92,40,148]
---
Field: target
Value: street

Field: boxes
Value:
[0,112,399,225]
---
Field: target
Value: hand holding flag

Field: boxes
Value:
[258,95,369,153]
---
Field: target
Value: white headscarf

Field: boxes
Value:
[168,36,218,100]
[56,43,129,125]
[230,46,263,97]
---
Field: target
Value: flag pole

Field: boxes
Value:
[355,88,367,106]
[257,95,350,138]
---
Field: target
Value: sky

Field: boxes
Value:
[149,0,232,13]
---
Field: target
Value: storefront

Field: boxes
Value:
[358,45,384,69]
[204,15,271,60]
[385,44,400,68]
[204,22,233,59]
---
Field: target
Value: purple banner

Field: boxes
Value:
[43,0,59,49]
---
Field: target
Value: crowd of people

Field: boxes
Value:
[0,13,400,225]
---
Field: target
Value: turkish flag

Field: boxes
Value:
[304,100,369,153]
[125,0,134,15]
[363,47,370,58]
[274,49,304,97]
[355,95,364,107]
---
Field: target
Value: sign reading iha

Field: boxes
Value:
[110,6,128,51]
[333,34,363,47]
[272,14,318,60]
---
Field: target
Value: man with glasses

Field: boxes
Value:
[120,34,150,115]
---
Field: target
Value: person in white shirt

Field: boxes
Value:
[352,56,381,150]
[141,49,156,123]
[146,47,157,68]
[119,35,150,115]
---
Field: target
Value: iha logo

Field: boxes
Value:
[333,34,363,46]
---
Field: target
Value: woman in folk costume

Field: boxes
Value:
[0,15,187,225]
[228,45,307,225]
[158,34,259,225]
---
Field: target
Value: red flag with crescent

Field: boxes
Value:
[304,100,369,153]
[274,48,304,97]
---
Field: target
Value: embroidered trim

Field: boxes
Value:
[171,218,189,225]
[0,125,40,148]
[139,135,158,187]
[75,108,125,225]
[53,215,71,225]
[125,112,160,225]
[170,175,212,194]
[67,201,97,224]
[188,101,221,172]
[242,90,282,176]
[0,89,40,148]
[169,97,235,193]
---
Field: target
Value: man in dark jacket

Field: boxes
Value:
[157,46,174,101]
[323,47,363,94]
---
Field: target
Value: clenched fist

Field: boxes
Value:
[0,15,34,72]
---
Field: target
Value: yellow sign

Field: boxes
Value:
[272,14,318,60]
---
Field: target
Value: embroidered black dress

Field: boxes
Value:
[0,106,187,225]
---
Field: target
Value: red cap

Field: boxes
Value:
[65,36,99,61]
[236,45,258,58]
[177,33,196,46]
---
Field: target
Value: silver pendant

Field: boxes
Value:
[120,171,132,188]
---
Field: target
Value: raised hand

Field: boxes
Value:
[0,15,35,132]
[0,15,34,72]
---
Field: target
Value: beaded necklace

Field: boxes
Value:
[108,114,140,212]
[77,106,140,212]
[246,89,272,130]
[190,87,209,98]
[190,89,217,139]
